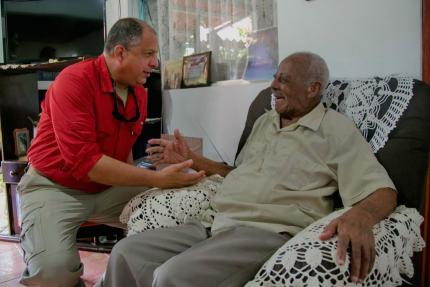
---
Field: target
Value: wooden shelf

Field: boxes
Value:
[0,58,85,75]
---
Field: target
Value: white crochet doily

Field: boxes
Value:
[322,76,413,153]
[271,76,414,153]
[120,175,223,236]
[246,205,425,287]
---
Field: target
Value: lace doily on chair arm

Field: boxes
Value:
[246,205,425,287]
[119,175,223,236]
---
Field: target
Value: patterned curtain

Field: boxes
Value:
[144,0,277,82]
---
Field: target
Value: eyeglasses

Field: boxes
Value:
[112,86,140,122]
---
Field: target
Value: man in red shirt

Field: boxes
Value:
[18,18,205,287]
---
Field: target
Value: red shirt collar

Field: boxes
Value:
[96,54,115,94]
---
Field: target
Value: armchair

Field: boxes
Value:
[238,76,430,286]
[121,75,429,286]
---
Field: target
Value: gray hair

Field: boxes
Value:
[104,18,156,53]
[288,51,330,94]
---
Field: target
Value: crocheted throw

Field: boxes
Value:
[119,175,223,235]
[245,206,425,287]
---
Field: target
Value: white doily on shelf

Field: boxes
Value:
[322,76,413,153]
[120,175,223,236]
[246,205,425,287]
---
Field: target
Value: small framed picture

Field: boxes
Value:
[163,58,183,89]
[182,51,211,88]
[13,128,30,157]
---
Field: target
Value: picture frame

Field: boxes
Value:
[243,27,278,81]
[163,58,183,89]
[13,128,29,157]
[182,51,211,88]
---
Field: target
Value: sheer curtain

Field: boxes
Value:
[144,0,277,82]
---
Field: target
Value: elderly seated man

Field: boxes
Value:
[99,52,397,287]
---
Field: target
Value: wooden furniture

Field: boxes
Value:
[0,161,26,239]
[0,62,80,240]
[0,60,162,251]
[0,66,41,241]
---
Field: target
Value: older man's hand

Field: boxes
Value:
[146,129,190,165]
[319,208,375,284]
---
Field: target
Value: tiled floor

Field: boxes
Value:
[0,241,109,287]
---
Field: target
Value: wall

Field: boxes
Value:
[163,81,271,165]
[105,0,140,33]
[278,0,422,79]
[107,0,422,163]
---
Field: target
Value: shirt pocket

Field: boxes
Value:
[130,121,144,138]
[279,154,318,190]
[98,119,116,134]
[239,140,266,165]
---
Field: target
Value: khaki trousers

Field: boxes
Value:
[100,221,289,287]
[17,167,147,287]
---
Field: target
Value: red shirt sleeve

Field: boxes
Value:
[48,72,103,182]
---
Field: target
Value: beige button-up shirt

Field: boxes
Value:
[209,103,395,235]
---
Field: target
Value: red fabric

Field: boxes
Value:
[28,55,147,193]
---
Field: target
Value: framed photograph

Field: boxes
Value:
[13,128,29,157]
[243,27,278,81]
[182,51,211,88]
[163,58,183,89]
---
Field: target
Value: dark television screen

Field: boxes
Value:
[2,0,105,64]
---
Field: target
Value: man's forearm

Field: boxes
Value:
[88,155,159,186]
[352,187,397,225]
[189,152,234,177]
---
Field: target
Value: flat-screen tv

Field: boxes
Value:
[1,0,105,64]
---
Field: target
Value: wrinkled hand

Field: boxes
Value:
[146,129,190,165]
[155,159,205,189]
[319,208,375,284]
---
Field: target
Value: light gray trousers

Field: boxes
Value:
[17,167,148,287]
[101,221,289,287]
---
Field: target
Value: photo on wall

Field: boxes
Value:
[163,58,183,90]
[182,51,211,88]
[243,27,278,81]
[13,128,29,157]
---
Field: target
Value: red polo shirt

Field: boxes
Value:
[28,55,148,193]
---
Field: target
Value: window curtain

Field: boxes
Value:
[144,0,277,82]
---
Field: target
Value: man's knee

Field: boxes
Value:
[109,236,136,263]
[153,257,191,287]
[107,237,142,273]
[152,255,196,287]
[21,249,82,287]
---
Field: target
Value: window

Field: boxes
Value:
[144,0,278,83]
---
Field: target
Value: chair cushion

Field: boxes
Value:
[245,206,425,287]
